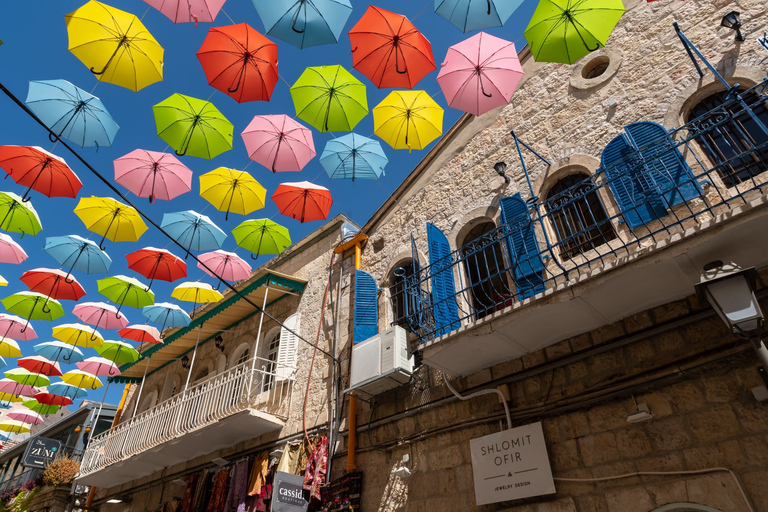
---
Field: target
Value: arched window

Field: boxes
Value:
[229,342,252,368]
[137,391,157,415]
[461,221,511,318]
[688,87,768,187]
[389,259,415,328]
[544,173,616,258]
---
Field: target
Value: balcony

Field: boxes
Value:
[77,356,295,489]
[403,79,768,376]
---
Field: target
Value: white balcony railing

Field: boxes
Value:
[79,356,295,478]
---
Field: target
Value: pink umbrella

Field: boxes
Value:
[144,0,226,24]
[0,234,27,264]
[241,115,316,173]
[77,356,121,377]
[73,302,130,330]
[7,409,43,425]
[0,379,38,398]
[198,250,252,286]
[0,314,37,341]
[114,149,193,204]
[436,32,524,117]
[117,324,162,345]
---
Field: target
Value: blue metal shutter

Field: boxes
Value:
[625,121,702,207]
[353,269,378,344]
[426,223,460,337]
[601,134,666,229]
[498,194,546,299]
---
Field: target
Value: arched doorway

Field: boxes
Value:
[389,259,416,329]
[460,220,511,318]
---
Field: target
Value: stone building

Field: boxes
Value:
[78,0,768,510]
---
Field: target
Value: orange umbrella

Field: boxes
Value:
[348,5,435,89]
[271,181,333,223]
[0,146,82,201]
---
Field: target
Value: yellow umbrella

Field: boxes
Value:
[61,370,103,390]
[0,337,21,358]
[0,276,8,287]
[52,323,104,349]
[373,90,444,151]
[199,168,267,221]
[0,393,22,403]
[74,196,148,250]
[64,0,164,92]
[0,420,30,434]
[172,281,223,316]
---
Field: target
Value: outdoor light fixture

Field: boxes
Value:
[214,335,225,352]
[106,499,123,504]
[695,260,767,370]
[494,161,511,185]
[721,11,745,42]
[181,355,190,369]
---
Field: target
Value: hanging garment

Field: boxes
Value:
[192,470,212,512]
[206,468,230,512]
[303,436,329,501]
[253,457,278,512]
[246,451,270,497]
[180,472,200,512]
[276,441,303,474]
[224,459,249,512]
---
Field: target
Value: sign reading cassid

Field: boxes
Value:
[469,422,556,506]
[21,437,62,469]
[272,471,309,512]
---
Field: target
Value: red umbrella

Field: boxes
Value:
[348,6,436,89]
[0,146,82,201]
[271,181,333,223]
[197,23,278,103]
[118,324,162,344]
[33,392,74,407]
[17,356,62,377]
[20,268,86,303]
[126,247,187,288]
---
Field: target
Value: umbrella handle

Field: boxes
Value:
[487,0,491,15]
[291,6,306,34]
[395,48,408,75]
[48,132,59,143]
[250,253,260,260]
[90,43,123,76]
[62,349,72,362]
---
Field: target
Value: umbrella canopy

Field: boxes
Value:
[437,32,523,116]
[232,219,292,259]
[61,369,103,390]
[0,314,36,341]
[22,399,62,415]
[7,409,44,425]
[17,356,62,377]
[46,382,88,399]
[320,133,388,181]
[44,235,112,276]
[74,196,148,250]
[64,0,164,91]
[434,0,523,33]
[5,368,50,388]
[0,191,42,237]
[524,0,625,64]
[253,0,353,49]
[197,250,252,283]
[20,268,86,302]
[0,393,22,404]
[0,338,21,359]
[77,356,120,377]
[0,145,82,201]
[33,341,84,364]
[73,301,129,330]
[142,302,191,330]
[114,149,193,204]
[126,247,187,287]
[0,379,38,398]
[0,420,31,434]
[272,181,333,223]
[241,115,316,173]
[197,23,278,103]
[144,0,226,23]
[290,65,368,133]
[95,340,139,364]
[0,234,28,265]
[117,324,162,344]
[52,323,104,349]
[97,275,155,313]
[0,277,6,287]
[153,94,233,159]
[199,168,266,221]
[33,393,73,407]
[161,211,227,256]
[171,282,223,306]
[373,90,444,150]
[25,79,119,148]
[2,292,64,328]
[348,6,435,89]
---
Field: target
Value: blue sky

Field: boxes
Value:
[0,0,536,409]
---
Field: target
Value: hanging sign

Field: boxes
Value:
[21,437,62,469]
[272,471,309,512]
[469,422,556,506]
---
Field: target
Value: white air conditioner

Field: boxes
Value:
[348,326,414,396]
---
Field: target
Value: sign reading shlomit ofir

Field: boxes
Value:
[272,471,309,512]
[21,437,62,469]
[469,422,556,505]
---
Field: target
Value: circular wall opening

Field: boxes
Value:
[582,56,610,79]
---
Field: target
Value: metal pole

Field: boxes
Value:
[132,358,151,417]
[327,253,344,480]
[90,381,110,436]
[247,287,271,394]
[183,325,204,392]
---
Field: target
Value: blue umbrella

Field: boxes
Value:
[46,382,88,400]
[252,0,353,49]
[44,235,112,278]
[434,0,523,33]
[161,211,226,258]
[33,341,85,364]
[0,432,11,441]
[25,80,119,148]
[320,133,388,181]
[142,302,191,330]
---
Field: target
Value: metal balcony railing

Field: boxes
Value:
[401,79,768,344]
[78,356,295,478]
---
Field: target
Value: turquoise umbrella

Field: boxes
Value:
[320,133,388,181]
[252,0,353,49]
[434,0,523,33]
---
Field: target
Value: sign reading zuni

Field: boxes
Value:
[21,437,62,469]
[469,422,556,505]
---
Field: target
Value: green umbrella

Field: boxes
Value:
[5,368,50,388]
[0,191,42,237]
[2,291,64,332]
[232,219,291,259]
[22,399,61,415]
[95,339,139,364]
[290,65,368,133]
[524,0,625,64]
[153,93,234,159]
[97,275,155,315]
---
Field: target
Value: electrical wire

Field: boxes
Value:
[442,370,511,429]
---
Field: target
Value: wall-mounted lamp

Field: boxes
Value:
[181,355,190,369]
[74,426,82,433]
[494,161,511,185]
[214,335,225,353]
[721,11,745,42]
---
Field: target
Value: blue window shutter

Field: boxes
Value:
[498,194,546,299]
[625,121,702,207]
[426,223,460,337]
[601,134,666,229]
[353,269,377,344]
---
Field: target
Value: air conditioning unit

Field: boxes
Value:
[348,326,414,396]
